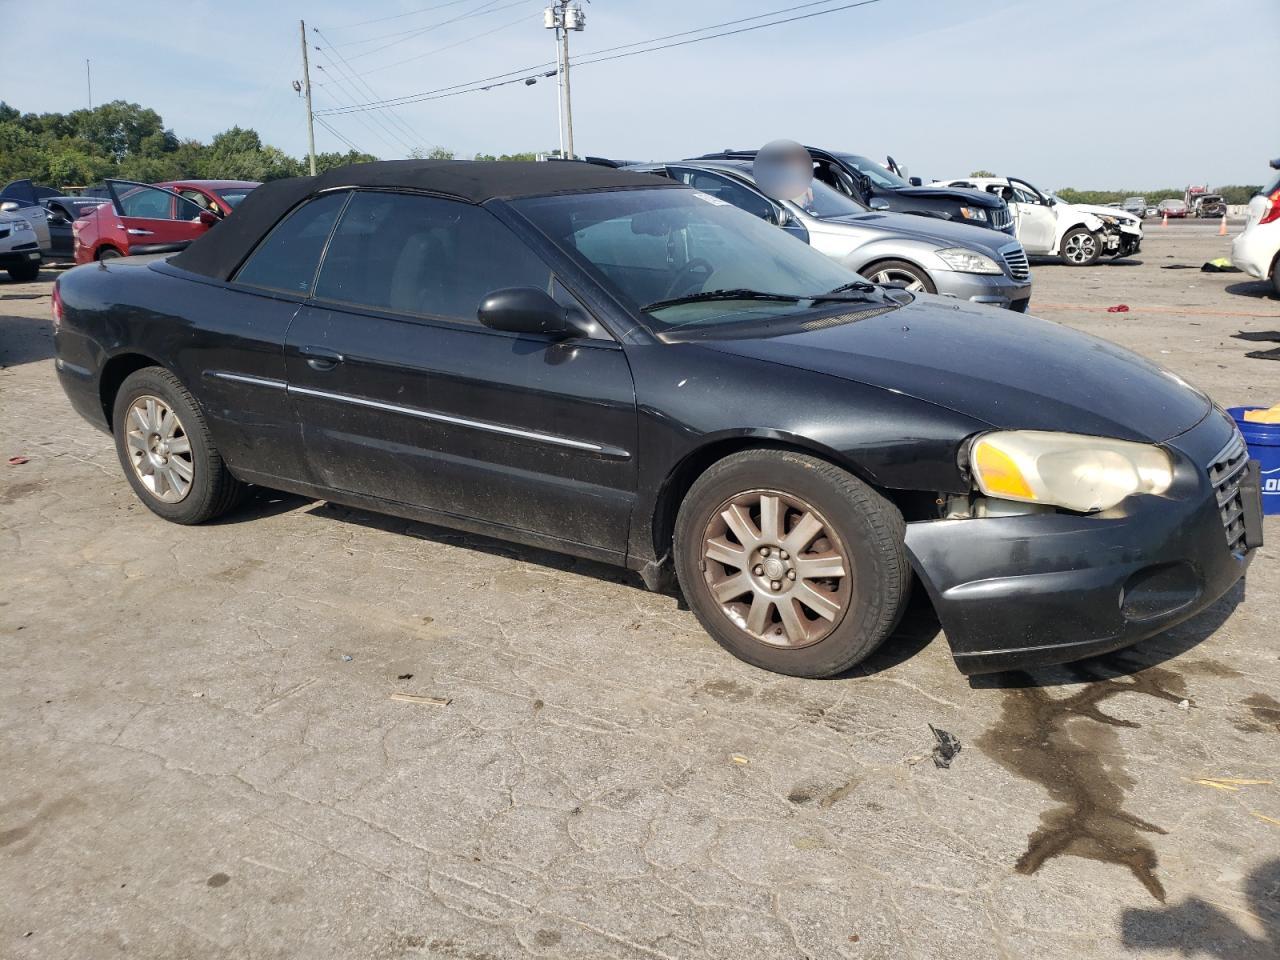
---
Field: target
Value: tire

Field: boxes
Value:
[859,259,937,294]
[111,367,245,524]
[6,261,39,282]
[97,247,123,261]
[673,449,911,678]
[1060,227,1101,266]
[1271,256,1280,298]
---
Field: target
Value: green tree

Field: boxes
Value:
[969,169,996,178]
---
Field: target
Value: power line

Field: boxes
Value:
[339,0,528,60]
[316,0,885,117]
[330,0,516,48]
[313,27,424,149]
[314,116,365,153]
[314,65,412,154]
[332,0,484,31]
[334,10,540,80]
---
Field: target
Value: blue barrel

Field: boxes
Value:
[1229,406,1280,515]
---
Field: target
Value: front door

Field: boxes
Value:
[107,180,209,254]
[1005,181,1057,254]
[284,190,639,557]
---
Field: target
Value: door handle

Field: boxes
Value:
[126,228,154,236]
[299,345,344,371]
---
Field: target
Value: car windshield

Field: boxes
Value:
[511,188,876,332]
[218,189,255,208]
[833,154,909,189]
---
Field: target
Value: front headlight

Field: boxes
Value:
[10,218,33,233]
[969,430,1174,512]
[957,206,988,222]
[937,247,1002,274]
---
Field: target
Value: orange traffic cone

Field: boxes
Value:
[1162,211,1169,227]
[1218,213,1228,236]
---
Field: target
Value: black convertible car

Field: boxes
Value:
[52,161,1262,677]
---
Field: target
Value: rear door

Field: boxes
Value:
[284,190,639,557]
[107,181,209,254]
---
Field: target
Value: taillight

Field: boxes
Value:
[51,281,64,330]
[1260,188,1280,226]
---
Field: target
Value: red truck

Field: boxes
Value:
[73,179,259,264]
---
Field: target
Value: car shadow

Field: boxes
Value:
[209,488,313,525]
[968,578,1246,691]
[1119,857,1279,958]
[1224,279,1279,301]
[0,313,55,367]
[304,500,640,588]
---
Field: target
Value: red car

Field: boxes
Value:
[73,179,259,264]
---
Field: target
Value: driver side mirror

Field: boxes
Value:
[478,287,588,339]
[197,209,219,226]
[869,198,890,211]
[908,177,922,187]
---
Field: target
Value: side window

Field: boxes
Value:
[670,168,774,221]
[313,192,552,325]
[119,185,178,219]
[233,191,349,295]
[180,189,214,212]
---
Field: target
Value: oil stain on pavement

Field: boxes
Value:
[977,663,1190,902]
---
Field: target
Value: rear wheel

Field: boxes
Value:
[673,450,910,678]
[1060,227,1100,266]
[859,259,937,294]
[6,261,39,282]
[112,367,245,524]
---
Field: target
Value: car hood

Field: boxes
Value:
[699,298,1210,443]
[889,184,1003,209]
[821,210,1013,255]
[1071,202,1143,226]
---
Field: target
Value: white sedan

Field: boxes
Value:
[1231,177,1280,294]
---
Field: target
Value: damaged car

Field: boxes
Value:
[52,161,1262,678]
[936,175,1143,265]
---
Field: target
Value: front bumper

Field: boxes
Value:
[932,270,1032,312]
[905,409,1261,674]
[0,246,42,269]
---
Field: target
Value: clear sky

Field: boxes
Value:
[2,0,1276,189]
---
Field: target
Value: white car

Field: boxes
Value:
[0,210,43,281]
[934,176,1142,266]
[1231,175,1280,294]
[0,196,51,255]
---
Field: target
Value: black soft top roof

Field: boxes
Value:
[170,159,675,281]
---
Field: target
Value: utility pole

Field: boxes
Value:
[544,3,585,159]
[86,60,92,110]
[299,20,317,176]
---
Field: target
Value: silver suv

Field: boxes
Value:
[628,160,1031,312]
[0,210,42,281]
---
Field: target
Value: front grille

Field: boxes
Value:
[1208,432,1250,553]
[1000,243,1031,281]
[990,206,1013,231]
[0,227,9,240]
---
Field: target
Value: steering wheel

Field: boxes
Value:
[662,258,714,300]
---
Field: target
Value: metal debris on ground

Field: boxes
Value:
[1106,304,1130,313]
[731,754,750,765]
[929,724,962,769]
[1178,698,1190,710]
[388,692,451,706]
[397,673,413,680]
[8,456,29,465]
[341,654,353,662]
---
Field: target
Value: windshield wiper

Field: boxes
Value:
[808,279,880,302]
[641,288,802,312]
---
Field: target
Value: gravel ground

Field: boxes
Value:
[1,223,1278,960]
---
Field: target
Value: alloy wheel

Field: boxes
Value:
[700,489,851,648]
[869,267,927,292]
[1063,233,1097,264]
[125,395,194,503]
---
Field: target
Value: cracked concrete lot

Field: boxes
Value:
[1,224,1278,959]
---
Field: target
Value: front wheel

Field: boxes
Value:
[97,247,123,261]
[859,259,937,294]
[112,367,245,524]
[673,450,910,678]
[1060,227,1101,266]
[6,260,40,282]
